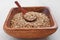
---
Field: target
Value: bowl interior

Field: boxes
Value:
[6,7,54,28]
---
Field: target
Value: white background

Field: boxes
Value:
[0,0,60,40]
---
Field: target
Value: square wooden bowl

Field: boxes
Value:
[3,7,58,38]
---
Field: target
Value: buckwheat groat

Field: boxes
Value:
[10,11,50,28]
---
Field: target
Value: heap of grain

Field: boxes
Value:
[10,11,50,28]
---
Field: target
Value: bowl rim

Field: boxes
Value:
[4,6,58,30]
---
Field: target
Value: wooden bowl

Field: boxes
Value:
[3,7,58,38]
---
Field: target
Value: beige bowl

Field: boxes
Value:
[3,7,58,38]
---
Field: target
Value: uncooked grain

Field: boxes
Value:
[10,11,50,28]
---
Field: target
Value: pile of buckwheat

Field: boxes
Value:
[10,11,50,28]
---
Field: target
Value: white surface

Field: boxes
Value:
[0,0,60,40]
